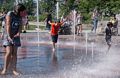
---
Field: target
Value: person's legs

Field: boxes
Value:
[108,39,111,52]
[46,24,51,30]
[108,44,111,51]
[11,46,19,75]
[1,46,12,75]
[76,25,79,35]
[52,42,56,51]
[106,37,111,52]
[80,24,82,36]
[52,35,58,51]
[91,20,94,32]
[94,21,98,33]
[23,25,26,33]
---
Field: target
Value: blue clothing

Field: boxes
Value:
[91,16,98,32]
[3,11,22,47]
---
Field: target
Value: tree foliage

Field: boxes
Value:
[0,0,14,12]
[1,0,120,20]
[22,0,35,15]
[58,0,120,17]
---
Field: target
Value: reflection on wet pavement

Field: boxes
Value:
[0,32,120,78]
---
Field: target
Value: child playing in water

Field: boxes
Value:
[49,19,63,51]
[105,22,113,51]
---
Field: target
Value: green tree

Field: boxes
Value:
[22,0,35,15]
[0,0,14,12]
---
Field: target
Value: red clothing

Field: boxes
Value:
[50,23,62,35]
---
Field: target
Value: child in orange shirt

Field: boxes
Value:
[49,19,63,51]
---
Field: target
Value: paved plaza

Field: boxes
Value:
[0,31,120,78]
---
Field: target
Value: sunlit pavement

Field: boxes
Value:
[0,31,120,78]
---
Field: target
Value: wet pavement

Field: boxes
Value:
[0,32,120,78]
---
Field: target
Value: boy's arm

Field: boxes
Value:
[48,21,52,25]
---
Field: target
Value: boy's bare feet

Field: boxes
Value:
[1,69,6,75]
[13,70,20,76]
[52,48,55,52]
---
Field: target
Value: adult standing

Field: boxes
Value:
[45,13,52,30]
[91,10,99,33]
[21,10,28,33]
[110,14,118,35]
[76,12,83,36]
[1,4,26,75]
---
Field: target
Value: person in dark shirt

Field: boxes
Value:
[105,22,113,51]
[1,4,26,76]
[45,13,52,30]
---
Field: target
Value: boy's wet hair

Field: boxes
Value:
[107,22,113,27]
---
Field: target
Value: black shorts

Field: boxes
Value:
[51,35,58,43]
[105,36,111,45]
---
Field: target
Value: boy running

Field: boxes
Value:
[105,22,113,51]
[49,19,63,51]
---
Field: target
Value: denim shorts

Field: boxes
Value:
[3,36,21,47]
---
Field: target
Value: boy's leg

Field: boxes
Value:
[52,35,56,51]
[107,38,111,52]
[52,35,58,51]
[52,42,55,51]
[108,44,111,51]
